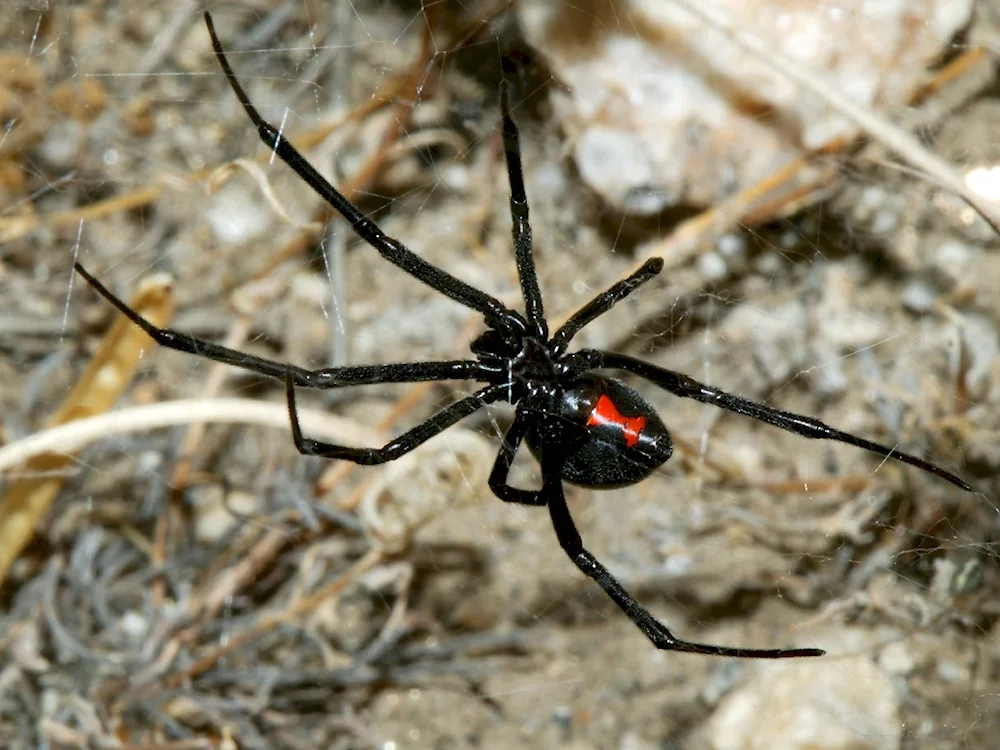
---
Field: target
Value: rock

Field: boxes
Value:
[518,0,973,213]
[706,657,901,750]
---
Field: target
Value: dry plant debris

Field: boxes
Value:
[518,0,978,213]
[1,2,999,749]
[0,273,174,585]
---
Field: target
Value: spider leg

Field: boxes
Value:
[287,376,505,463]
[203,12,524,334]
[499,81,546,340]
[487,419,819,655]
[549,258,664,355]
[75,262,484,388]
[487,412,547,505]
[571,349,972,491]
[541,463,824,658]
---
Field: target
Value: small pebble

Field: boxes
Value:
[136,450,162,475]
[780,230,799,249]
[810,355,848,397]
[878,642,917,676]
[936,239,970,268]
[553,705,573,737]
[858,185,888,213]
[872,208,899,234]
[37,120,83,170]
[206,183,273,245]
[754,252,783,275]
[902,279,936,313]
[120,611,149,639]
[718,233,746,257]
[619,730,658,750]
[441,162,471,191]
[936,659,970,684]
[532,161,569,196]
[574,127,667,215]
[930,238,973,287]
[698,251,728,281]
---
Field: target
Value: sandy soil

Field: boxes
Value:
[1,2,998,749]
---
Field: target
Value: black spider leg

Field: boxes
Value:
[203,12,525,336]
[546,483,825,658]
[549,258,665,356]
[488,411,546,505]
[499,81,546,340]
[288,377,508,462]
[571,350,972,491]
[74,262,486,389]
[488,415,824,657]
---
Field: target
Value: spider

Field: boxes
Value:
[74,12,972,659]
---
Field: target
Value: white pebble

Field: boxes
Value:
[936,239,969,267]
[38,121,83,170]
[872,208,899,233]
[708,657,901,750]
[698,251,728,281]
[902,279,936,313]
[718,233,746,257]
[206,183,274,245]
[121,611,149,638]
[878,641,917,676]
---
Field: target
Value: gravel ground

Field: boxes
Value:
[1,2,999,749]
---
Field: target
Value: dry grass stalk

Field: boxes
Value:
[0,273,174,584]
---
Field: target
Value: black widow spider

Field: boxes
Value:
[74,12,972,659]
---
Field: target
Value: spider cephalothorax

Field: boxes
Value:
[74,12,972,659]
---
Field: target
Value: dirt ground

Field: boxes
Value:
[2,2,999,749]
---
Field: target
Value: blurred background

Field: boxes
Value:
[1,1,998,748]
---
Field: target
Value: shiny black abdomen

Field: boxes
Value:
[526,375,673,489]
